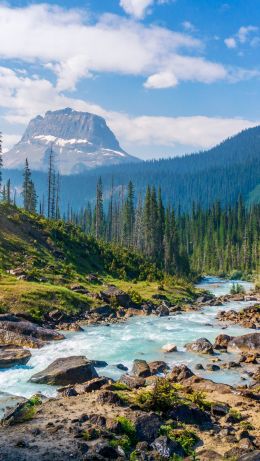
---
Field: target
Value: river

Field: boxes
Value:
[0,277,255,400]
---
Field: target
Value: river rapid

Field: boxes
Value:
[0,277,256,400]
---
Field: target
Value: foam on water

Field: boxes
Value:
[0,277,255,399]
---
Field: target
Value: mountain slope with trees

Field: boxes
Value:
[3,124,260,212]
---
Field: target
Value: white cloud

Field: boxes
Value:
[224,37,237,49]
[225,25,259,49]
[237,25,258,44]
[182,21,195,32]
[0,66,258,158]
[119,0,172,19]
[120,0,154,19]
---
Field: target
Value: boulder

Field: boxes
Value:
[214,334,233,350]
[0,346,31,368]
[211,402,230,417]
[238,452,260,461]
[168,364,194,382]
[135,412,162,443]
[206,363,220,372]
[0,329,45,348]
[227,333,260,353]
[116,363,128,371]
[168,403,212,427]
[91,360,108,368]
[0,320,64,342]
[157,304,170,316]
[196,449,223,460]
[185,337,214,354]
[120,374,145,389]
[162,343,177,353]
[97,390,122,405]
[30,356,98,385]
[148,361,169,375]
[84,441,118,460]
[100,286,131,307]
[132,359,151,378]
[91,305,113,318]
[77,377,110,393]
[151,435,185,458]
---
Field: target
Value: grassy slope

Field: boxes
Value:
[0,204,196,320]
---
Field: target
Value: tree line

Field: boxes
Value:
[0,133,259,277]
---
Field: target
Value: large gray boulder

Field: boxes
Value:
[0,346,31,368]
[227,332,260,353]
[0,329,45,348]
[185,337,214,354]
[0,320,64,341]
[29,356,98,385]
[100,286,131,308]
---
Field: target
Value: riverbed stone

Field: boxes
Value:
[168,364,194,382]
[0,346,31,368]
[214,334,233,350]
[148,360,169,375]
[30,356,98,385]
[161,343,177,353]
[132,359,151,378]
[227,332,260,353]
[185,337,214,354]
[0,320,64,341]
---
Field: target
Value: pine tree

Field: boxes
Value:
[94,177,104,239]
[0,132,3,195]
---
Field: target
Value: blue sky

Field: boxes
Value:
[0,0,260,159]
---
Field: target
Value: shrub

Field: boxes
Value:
[117,416,137,444]
[230,283,245,295]
[110,435,132,452]
[186,390,211,411]
[229,408,243,422]
[135,378,180,413]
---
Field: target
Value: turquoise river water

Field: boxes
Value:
[0,277,256,401]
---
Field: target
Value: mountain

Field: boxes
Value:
[4,108,139,174]
[3,124,260,212]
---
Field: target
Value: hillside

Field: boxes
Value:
[0,204,195,321]
[3,124,260,212]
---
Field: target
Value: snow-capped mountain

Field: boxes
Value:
[5,108,139,174]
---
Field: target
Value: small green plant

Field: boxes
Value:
[127,289,143,304]
[110,434,132,452]
[229,408,243,422]
[230,283,245,295]
[186,390,211,411]
[239,420,254,430]
[172,429,199,455]
[117,416,136,444]
[112,382,130,391]
[135,378,180,412]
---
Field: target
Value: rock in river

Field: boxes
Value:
[0,346,31,368]
[227,332,260,353]
[29,356,98,385]
[185,337,214,354]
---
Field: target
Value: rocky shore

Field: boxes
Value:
[0,354,259,461]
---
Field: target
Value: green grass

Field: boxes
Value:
[0,204,197,320]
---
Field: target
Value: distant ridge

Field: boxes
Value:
[4,108,140,174]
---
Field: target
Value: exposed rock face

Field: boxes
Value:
[30,356,98,385]
[5,108,139,174]
[185,337,214,354]
[227,333,260,353]
[0,346,31,368]
[120,374,145,389]
[100,286,131,308]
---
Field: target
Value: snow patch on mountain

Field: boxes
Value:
[5,108,138,174]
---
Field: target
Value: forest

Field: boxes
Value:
[1,133,259,278]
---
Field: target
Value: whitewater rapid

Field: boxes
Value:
[0,277,255,399]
